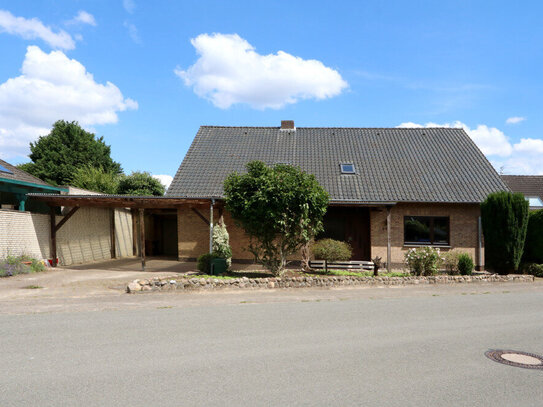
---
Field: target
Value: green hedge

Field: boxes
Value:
[312,239,352,262]
[523,209,543,263]
[481,191,529,274]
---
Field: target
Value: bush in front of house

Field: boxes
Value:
[0,254,45,277]
[481,191,529,274]
[443,251,461,275]
[224,161,329,276]
[212,222,232,267]
[197,253,220,274]
[523,209,543,264]
[521,263,543,278]
[405,247,442,276]
[312,239,352,262]
[457,253,474,275]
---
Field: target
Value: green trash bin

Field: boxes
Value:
[211,258,227,275]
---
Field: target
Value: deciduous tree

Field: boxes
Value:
[18,120,121,185]
[224,161,329,276]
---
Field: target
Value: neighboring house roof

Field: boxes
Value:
[0,158,66,192]
[501,175,543,207]
[168,125,508,204]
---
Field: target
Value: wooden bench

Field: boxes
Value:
[309,260,375,272]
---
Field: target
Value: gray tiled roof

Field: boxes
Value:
[501,175,543,200]
[0,158,52,187]
[167,126,508,203]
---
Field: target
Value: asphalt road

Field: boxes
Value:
[1,287,542,406]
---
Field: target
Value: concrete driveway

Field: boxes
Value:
[0,258,192,301]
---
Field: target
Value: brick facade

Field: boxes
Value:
[176,202,483,269]
[370,203,483,269]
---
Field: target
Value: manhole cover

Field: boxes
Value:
[485,350,543,370]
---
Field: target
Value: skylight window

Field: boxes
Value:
[0,164,13,174]
[527,196,543,208]
[340,163,356,174]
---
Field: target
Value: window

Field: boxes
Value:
[0,164,13,174]
[527,197,543,208]
[340,163,355,174]
[404,216,450,246]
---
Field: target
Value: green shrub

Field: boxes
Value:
[521,263,543,277]
[197,253,219,274]
[212,223,232,267]
[405,247,442,276]
[481,191,529,274]
[312,239,352,262]
[457,253,474,275]
[443,251,461,275]
[523,209,543,263]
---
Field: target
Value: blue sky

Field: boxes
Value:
[1,0,543,186]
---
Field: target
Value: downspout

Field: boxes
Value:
[209,198,215,253]
[477,216,483,271]
[386,205,392,272]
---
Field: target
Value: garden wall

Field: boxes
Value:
[0,208,133,265]
[127,273,534,293]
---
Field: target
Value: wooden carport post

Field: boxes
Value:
[139,208,145,271]
[110,208,116,259]
[131,208,138,256]
[50,207,57,267]
[49,205,79,267]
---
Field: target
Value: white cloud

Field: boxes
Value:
[153,174,173,189]
[123,0,136,14]
[0,9,75,50]
[506,116,526,124]
[397,121,543,175]
[124,21,140,43]
[175,33,348,109]
[398,120,512,156]
[513,138,543,154]
[0,46,137,159]
[67,10,96,26]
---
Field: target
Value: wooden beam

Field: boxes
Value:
[110,209,116,259]
[131,208,137,256]
[139,208,145,271]
[191,208,209,226]
[54,206,79,233]
[177,207,182,261]
[386,206,392,272]
[50,207,57,267]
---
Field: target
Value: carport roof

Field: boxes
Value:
[28,193,220,208]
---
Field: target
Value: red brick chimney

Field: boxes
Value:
[280,120,295,130]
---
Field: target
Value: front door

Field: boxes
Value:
[344,208,371,260]
[319,207,371,260]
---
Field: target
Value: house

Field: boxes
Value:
[0,158,66,212]
[167,121,508,270]
[501,175,543,210]
[29,121,507,270]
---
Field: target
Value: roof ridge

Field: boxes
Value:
[199,125,465,130]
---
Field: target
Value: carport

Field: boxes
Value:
[29,194,223,270]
